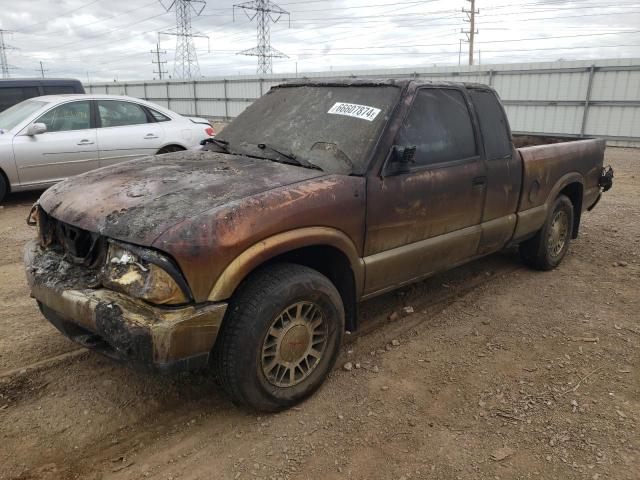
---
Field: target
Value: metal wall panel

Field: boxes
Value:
[85,58,640,145]
[195,81,226,98]
[586,106,640,138]
[126,85,146,97]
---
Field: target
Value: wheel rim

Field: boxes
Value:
[261,301,328,388]
[547,210,569,258]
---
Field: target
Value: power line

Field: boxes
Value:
[160,0,209,79]
[37,60,49,78]
[150,37,168,79]
[0,30,16,79]
[234,0,291,75]
[462,0,479,66]
[15,0,101,33]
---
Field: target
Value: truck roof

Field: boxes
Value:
[278,77,494,91]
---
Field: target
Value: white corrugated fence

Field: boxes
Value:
[87,58,640,147]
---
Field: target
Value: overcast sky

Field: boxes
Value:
[0,0,639,82]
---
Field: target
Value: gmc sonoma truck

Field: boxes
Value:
[24,79,613,411]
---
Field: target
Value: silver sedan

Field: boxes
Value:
[0,94,215,202]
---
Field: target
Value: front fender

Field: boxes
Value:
[207,227,365,302]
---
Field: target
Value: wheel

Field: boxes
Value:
[214,263,344,412]
[519,194,574,270]
[0,174,7,204]
[157,145,186,155]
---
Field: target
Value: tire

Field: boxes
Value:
[0,173,7,204]
[214,263,345,412]
[519,194,574,271]
[157,145,186,155]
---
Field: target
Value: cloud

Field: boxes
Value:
[0,0,638,81]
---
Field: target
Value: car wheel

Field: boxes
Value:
[0,174,7,203]
[520,194,574,270]
[157,145,186,155]
[214,263,344,412]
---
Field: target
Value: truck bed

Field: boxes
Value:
[511,135,606,241]
[513,134,589,148]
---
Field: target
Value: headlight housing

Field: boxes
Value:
[102,242,190,305]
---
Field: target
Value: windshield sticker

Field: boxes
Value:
[328,102,381,122]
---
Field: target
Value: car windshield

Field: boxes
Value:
[0,99,48,132]
[216,85,401,175]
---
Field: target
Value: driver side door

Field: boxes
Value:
[12,100,99,187]
[363,87,487,297]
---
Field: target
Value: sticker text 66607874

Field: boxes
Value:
[327,102,381,122]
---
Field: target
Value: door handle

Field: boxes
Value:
[144,134,159,139]
[77,139,94,145]
[472,176,487,187]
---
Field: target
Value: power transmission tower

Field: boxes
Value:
[0,30,16,79]
[461,0,479,66]
[150,39,168,80]
[233,0,290,75]
[37,61,49,78]
[159,0,209,79]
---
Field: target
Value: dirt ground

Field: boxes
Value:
[0,148,638,480]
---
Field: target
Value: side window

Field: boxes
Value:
[42,85,76,95]
[37,101,91,132]
[469,90,512,160]
[97,100,149,128]
[397,88,477,166]
[148,108,171,122]
[0,87,40,111]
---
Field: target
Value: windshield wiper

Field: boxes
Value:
[200,138,231,153]
[257,143,323,171]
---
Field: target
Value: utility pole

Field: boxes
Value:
[150,38,168,80]
[233,0,290,75]
[0,29,16,79]
[461,0,479,66]
[37,61,49,78]
[159,0,209,79]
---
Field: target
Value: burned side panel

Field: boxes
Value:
[518,139,606,212]
[153,175,367,302]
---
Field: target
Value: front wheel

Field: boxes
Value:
[0,174,7,204]
[214,263,344,412]
[520,194,574,270]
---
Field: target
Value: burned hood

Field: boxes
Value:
[39,150,325,246]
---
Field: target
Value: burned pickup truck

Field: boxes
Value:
[25,79,613,411]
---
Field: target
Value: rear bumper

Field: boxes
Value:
[25,241,227,374]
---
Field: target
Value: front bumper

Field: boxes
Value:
[24,240,227,374]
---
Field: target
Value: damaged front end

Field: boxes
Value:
[24,205,227,374]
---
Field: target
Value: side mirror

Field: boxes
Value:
[26,123,47,136]
[384,145,417,175]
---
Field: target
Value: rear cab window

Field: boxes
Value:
[469,89,512,160]
[396,88,478,168]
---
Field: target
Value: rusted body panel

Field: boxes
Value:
[38,151,325,246]
[513,138,606,240]
[154,174,366,302]
[518,138,605,212]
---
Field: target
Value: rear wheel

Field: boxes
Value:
[214,263,344,412]
[520,194,574,270]
[157,145,186,155]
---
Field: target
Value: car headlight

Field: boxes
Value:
[102,242,190,305]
